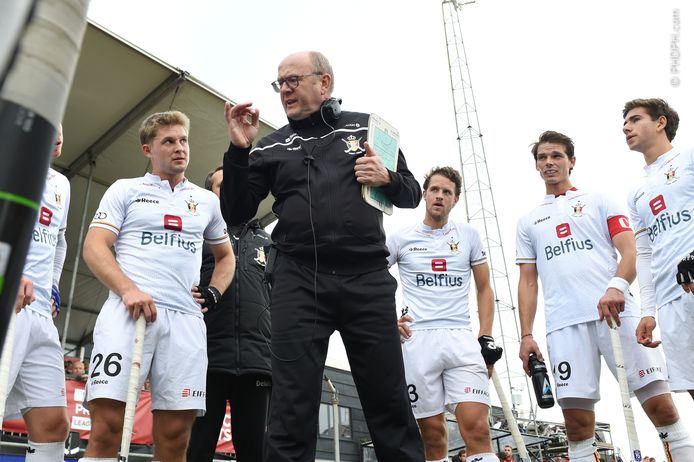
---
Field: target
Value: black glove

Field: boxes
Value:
[676,251,694,284]
[196,285,222,310]
[478,335,503,365]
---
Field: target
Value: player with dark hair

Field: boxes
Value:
[390,166,502,462]
[517,131,693,461]
[624,98,694,456]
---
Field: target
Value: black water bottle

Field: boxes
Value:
[528,353,555,408]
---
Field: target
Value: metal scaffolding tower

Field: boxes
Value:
[441,0,535,420]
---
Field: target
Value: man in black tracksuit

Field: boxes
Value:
[220,51,425,462]
[187,167,272,462]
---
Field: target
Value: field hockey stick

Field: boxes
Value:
[609,322,642,462]
[118,314,146,462]
[492,369,530,461]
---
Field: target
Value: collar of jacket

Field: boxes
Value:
[287,109,328,130]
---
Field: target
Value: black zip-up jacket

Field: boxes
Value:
[221,109,421,274]
[200,220,271,376]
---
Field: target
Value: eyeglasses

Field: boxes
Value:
[271,73,321,93]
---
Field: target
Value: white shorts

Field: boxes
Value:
[547,318,668,402]
[402,328,490,419]
[5,308,66,420]
[86,297,208,415]
[659,294,694,392]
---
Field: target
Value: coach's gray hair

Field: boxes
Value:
[309,51,334,93]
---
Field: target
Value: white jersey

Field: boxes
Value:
[90,173,229,316]
[387,221,487,330]
[516,189,638,333]
[628,146,694,307]
[23,168,70,316]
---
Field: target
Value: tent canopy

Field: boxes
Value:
[53,21,277,350]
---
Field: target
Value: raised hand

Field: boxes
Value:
[224,101,260,149]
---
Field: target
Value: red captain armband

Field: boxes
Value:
[607,215,632,238]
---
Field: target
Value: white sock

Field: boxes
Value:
[568,437,599,461]
[466,453,500,462]
[26,440,65,462]
[658,420,694,460]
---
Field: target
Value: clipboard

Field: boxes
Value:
[362,113,399,215]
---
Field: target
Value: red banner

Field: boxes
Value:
[3,379,234,454]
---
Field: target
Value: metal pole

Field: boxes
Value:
[325,376,340,462]
[441,0,535,418]
[61,161,94,349]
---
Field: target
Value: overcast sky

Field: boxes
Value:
[87,1,692,458]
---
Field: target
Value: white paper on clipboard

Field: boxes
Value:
[362,113,399,215]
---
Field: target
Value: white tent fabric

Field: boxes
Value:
[53,21,277,351]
